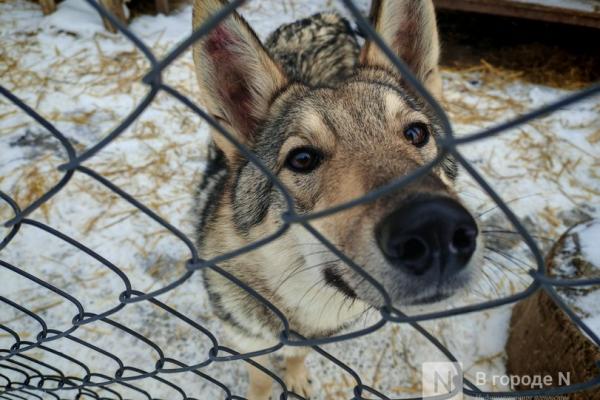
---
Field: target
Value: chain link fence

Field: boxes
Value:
[1,0,600,399]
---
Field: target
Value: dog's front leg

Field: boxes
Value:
[246,355,273,400]
[284,349,312,399]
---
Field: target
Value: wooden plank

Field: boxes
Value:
[38,0,56,15]
[155,0,170,15]
[99,0,128,33]
[433,0,600,29]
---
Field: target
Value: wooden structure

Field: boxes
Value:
[37,0,171,33]
[434,0,600,29]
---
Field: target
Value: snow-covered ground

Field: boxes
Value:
[1,0,599,399]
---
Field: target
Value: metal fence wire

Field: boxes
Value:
[1,0,600,399]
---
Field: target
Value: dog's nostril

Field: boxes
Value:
[376,195,478,276]
[451,227,476,253]
[399,237,428,261]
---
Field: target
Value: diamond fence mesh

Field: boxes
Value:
[1,0,600,399]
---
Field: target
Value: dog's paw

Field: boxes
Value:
[284,362,313,399]
[246,386,272,400]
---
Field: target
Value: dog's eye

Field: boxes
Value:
[285,147,323,173]
[404,123,430,148]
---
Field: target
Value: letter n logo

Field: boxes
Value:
[422,362,463,400]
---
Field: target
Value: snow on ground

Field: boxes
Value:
[1,0,599,399]
[577,220,600,266]
[551,219,600,340]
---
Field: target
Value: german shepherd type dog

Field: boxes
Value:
[192,1,482,398]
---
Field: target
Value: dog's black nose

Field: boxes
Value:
[376,196,478,276]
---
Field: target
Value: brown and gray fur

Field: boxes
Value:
[192,1,479,399]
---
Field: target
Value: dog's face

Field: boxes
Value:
[193,0,482,310]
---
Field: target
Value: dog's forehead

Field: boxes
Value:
[290,83,425,137]
[257,81,433,156]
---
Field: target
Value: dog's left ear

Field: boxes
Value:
[361,0,442,98]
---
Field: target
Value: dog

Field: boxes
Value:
[192,1,482,398]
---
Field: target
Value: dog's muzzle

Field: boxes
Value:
[375,195,478,279]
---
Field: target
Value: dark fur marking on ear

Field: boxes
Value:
[391,7,421,72]
[324,266,357,299]
[205,24,235,54]
[205,25,259,137]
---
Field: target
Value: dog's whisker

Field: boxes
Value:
[290,279,329,321]
[485,246,533,273]
[486,255,529,277]
[316,284,346,328]
[475,261,502,297]
[456,190,486,201]
[272,257,339,295]
[335,296,348,326]
[475,193,543,220]
[483,255,530,287]
[482,229,554,242]
[288,242,341,249]
[270,250,336,287]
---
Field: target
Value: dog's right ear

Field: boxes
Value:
[192,0,287,159]
[361,0,442,98]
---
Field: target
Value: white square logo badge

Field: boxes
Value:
[422,362,463,400]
